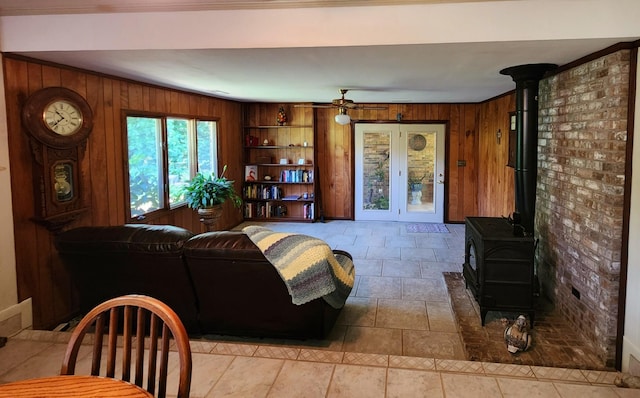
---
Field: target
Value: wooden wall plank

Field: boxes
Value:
[6,54,514,329]
[6,55,243,328]
[477,93,516,217]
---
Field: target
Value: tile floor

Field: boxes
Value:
[0,220,638,397]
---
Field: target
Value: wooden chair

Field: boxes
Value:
[60,294,192,398]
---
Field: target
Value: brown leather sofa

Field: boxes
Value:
[55,224,351,339]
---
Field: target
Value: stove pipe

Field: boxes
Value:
[500,63,557,235]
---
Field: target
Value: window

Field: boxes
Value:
[126,114,218,220]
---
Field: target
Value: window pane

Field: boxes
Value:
[127,117,163,217]
[167,118,190,206]
[197,120,217,176]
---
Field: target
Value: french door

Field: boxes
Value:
[354,123,445,222]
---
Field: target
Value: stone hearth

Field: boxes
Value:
[444,272,609,370]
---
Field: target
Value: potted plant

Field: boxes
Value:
[408,174,426,192]
[182,165,242,230]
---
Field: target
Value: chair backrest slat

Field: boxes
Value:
[158,324,171,398]
[60,294,192,398]
[146,313,159,395]
[106,308,119,378]
[90,313,105,376]
[121,305,133,382]
[134,307,145,387]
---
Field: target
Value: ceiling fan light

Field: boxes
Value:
[335,108,351,125]
[335,114,351,125]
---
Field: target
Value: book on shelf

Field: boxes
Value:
[282,194,301,200]
[279,169,313,183]
[244,184,282,200]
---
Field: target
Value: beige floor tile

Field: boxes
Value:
[416,237,450,249]
[386,368,444,398]
[366,246,401,260]
[297,349,344,363]
[167,352,234,398]
[206,356,284,398]
[267,360,335,398]
[188,340,218,354]
[434,247,465,262]
[552,382,621,398]
[381,259,421,277]
[210,342,258,357]
[336,245,369,260]
[323,234,356,247]
[0,339,54,379]
[614,388,640,397]
[352,258,382,275]
[0,343,70,382]
[326,364,387,398]
[441,373,503,398]
[355,235,386,247]
[356,276,402,299]
[420,263,453,279]
[385,236,417,248]
[335,297,377,327]
[497,377,561,397]
[375,298,428,330]
[254,345,300,360]
[400,247,437,261]
[580,369,623,385]
[342,352,388,367]
[402,277,449,301]
[532,366,589,382]
[435,359,484,373]
[402,330,465,359]
[482,362,535,378]
[342,326,403,355]
[389,355,436,371]
[426,301,458,332]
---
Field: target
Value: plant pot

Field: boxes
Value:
[198,205,223,232]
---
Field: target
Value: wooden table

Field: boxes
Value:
[0,375,153,397]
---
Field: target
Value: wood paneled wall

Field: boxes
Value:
[478,93,516,217]
[5,54,514,329]
[4,55,244,329]
[314,104,483,222]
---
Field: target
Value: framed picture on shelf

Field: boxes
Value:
[245,165,258,181]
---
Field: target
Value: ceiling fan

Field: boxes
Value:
[295,89,387,125]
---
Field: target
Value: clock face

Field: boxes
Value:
[43,100,84,136]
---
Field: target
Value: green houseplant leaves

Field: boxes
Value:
[182,165,242,209]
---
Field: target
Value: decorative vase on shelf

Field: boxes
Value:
[276,106,287,126]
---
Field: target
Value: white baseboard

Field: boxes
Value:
[622,336,640,375]
[0,298,32,337]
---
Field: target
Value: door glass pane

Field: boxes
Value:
[407,131,436,213]
[362,130,390,211]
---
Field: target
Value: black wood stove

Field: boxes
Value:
[463,217,536,325]
[463,63,556,326]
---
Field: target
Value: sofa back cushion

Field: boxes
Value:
[56,224,199,332]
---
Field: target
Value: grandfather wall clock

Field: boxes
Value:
[22,87,94,231]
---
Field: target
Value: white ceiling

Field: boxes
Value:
[0,0,638,104]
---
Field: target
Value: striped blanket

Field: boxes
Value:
[242,226,355,308]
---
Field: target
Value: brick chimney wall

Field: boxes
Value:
[536,50,630,367]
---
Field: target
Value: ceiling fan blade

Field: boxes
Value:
[354,105,388,110]
[294,104,335,108]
